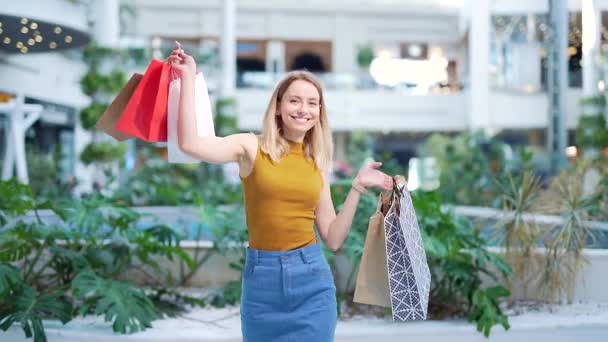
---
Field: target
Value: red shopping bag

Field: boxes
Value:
[116,60,170,142]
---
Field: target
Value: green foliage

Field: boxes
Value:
[324,178,512,337]
[79,42,129,167]
[413,190,511,334]
[422,130,535,207]
[206,204,248,306]
[356,44,375,69]
[215,97,239,137]
[72,270,158,334]
[579,95,605,108]
[576,115,608,151]
[468,286,511,337]
[79,102,108,129]
[0,286,72,342]
[80,142,127,165]
[80,70,126,97]
[111,145,241,206]
[0,179,199,341]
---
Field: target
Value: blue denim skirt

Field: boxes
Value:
[240,243,337,342]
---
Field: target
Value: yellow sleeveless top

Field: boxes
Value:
[241,140,323,251]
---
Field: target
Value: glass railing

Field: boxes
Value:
[237,71,463,94]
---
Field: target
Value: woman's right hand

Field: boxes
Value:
[167,41,197,77]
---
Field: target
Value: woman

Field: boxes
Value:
[168,44,393,341]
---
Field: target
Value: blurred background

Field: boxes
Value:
[0,1,607,341]
[1,0,607,194]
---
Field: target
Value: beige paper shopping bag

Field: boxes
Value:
[353,194,392,307]
[95,73,143,141]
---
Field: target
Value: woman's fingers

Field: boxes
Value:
[369,162,382,169]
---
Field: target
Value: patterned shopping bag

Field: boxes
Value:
[383,176,431,320]
[354,176,431,321]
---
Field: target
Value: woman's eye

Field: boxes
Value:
[290,100,298,103]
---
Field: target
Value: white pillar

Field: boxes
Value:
[92,0,119,48]
[582,0,601,96]
[526,14,536,43]
[1,95,41,184]
[266,40,286,73]
[220,0,237,98]
[468,0,491,131]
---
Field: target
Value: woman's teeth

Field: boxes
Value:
[291,116,309,123]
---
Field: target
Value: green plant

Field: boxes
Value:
[422,131,512,207]
[535,166,601,303]
[494,171,543,300]
[576,115,608,151]
[413,190,512,336]
[111,145,242,206]
[206,204,248,307]
[80,141,127,165]
[78,42,128,170]
[328,182,512,337]
[356,44,375,69]
[0,179,198,342]
[215,97,239,137]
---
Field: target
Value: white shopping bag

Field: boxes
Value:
[167,72,216,163]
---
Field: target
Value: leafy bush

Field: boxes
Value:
[0,179,198,342]
[412,190,511,336]
[328,179,512,337]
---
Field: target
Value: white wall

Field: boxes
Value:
[132,1,460,74]
[490,89,584,129]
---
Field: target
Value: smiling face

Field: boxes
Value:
[277,79,321,141]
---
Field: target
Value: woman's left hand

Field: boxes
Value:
[352,161,394,193]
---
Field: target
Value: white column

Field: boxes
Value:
[582,0,601,96]
[468,0,491,131]
[526,14,536,43]
[92,0,119,48]
[1,95,41,184]
[333,14,357,74]
[221,0,237,98]
[266,40,286,73]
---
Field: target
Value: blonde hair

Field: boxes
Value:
[259,70,333,172]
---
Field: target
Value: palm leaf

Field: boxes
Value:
[0,263,22,297]
[72,270,158,334]
[0,286,72,342]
